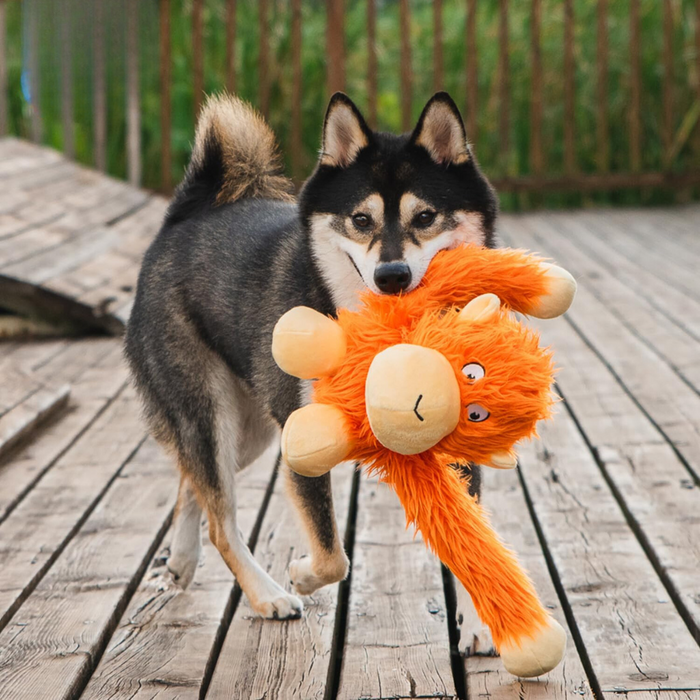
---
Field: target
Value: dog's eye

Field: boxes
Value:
[462,362,485,382]
[466,403,490,422]
[415,210,436,227]
[352,213,373,230]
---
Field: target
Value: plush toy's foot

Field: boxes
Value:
[282,403,352,477]
[499,618,566,678]
[530,264,577,319]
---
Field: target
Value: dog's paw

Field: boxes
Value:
[167,551,200,589]
[289,553,348,596]
[253,591,304,620]
[455,582,497,657]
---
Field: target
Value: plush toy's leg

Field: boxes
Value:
[499,618,567,677]
[281,403,353,477]
[388,458,566,678]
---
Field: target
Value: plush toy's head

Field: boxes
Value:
[273,292,556,476]
[363,294,554,463]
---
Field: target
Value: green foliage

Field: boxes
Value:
[4,0,700,210]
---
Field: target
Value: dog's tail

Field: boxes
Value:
[166,94,293,225]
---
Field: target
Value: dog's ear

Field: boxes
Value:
[411,92,470,166]
[320,93,372,168]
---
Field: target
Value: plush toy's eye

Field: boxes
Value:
[462,362,485,382]
[466,403,490,422]
[352,213,373,230]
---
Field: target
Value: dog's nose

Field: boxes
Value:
[374,262,412,294]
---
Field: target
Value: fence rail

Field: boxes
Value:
[1,0,699,202]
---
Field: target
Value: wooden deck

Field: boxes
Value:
[1,138,700,699]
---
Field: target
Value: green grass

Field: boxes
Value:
[4,0,700,210]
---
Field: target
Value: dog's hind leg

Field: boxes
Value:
[203,365,303,619]
[454,462,496,656]
[286,464,349,596]
[167,473,203,588]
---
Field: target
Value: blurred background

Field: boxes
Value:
[1,0,699,210]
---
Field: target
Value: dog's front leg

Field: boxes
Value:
[285,463,349,595]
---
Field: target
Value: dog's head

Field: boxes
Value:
[300,92,498,305]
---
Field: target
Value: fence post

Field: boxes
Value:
[327,0,345,95]
[28,0,41,143]
[399,0,412,131]
[259,0,269,116]
[291,0,302,179]
[563,0,576,174]
[433,0,442,92]
[59,1,74,158]
[193,0,204,120]
[596,0,609,173]
[529,0,543,177]
[465,0,477,144]
[93,0,107,171]
[662,0,674,169]
[0,0,7,137]
[367,0,377,128]
[126,0,141,186]
[498,0,509,171]
[225,0,236,94]
[629,0,641,172]
[160,0,172,192]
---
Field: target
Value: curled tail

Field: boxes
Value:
[166,93,294,225]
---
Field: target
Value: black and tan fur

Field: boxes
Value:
[125,92,498,634]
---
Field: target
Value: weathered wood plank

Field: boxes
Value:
[507,215,700,390]
[0,383,70,462]
[0,340,127,523]
[0,438,174,700]
[465,467,592,698]
[536,315,700,642]
[337,476,456,700]
[206,461,355,699]
[82,444,279,700]
[0,384,146,632]
[503,218,700,485]
[518,406,700,690]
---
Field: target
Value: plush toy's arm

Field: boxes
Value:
[422,246,576,319]
[282,404,353,477]
[272,306,347,380]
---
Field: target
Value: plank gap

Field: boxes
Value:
[516,465,605,699]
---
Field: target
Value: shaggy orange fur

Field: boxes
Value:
[312,244,557,649]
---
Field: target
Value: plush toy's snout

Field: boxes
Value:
[365,344,460,455]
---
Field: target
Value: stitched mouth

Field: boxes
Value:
[413,394,424,422]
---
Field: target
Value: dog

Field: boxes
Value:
[124,91,498,649]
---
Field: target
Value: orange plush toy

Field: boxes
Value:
[272,244,576,678]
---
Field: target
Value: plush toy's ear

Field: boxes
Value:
[320,93,372,168]
[272,306,347,380]
[458,293,501,323]
[410,92,470,166]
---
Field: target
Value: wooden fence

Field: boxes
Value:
[1,0,700,198]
